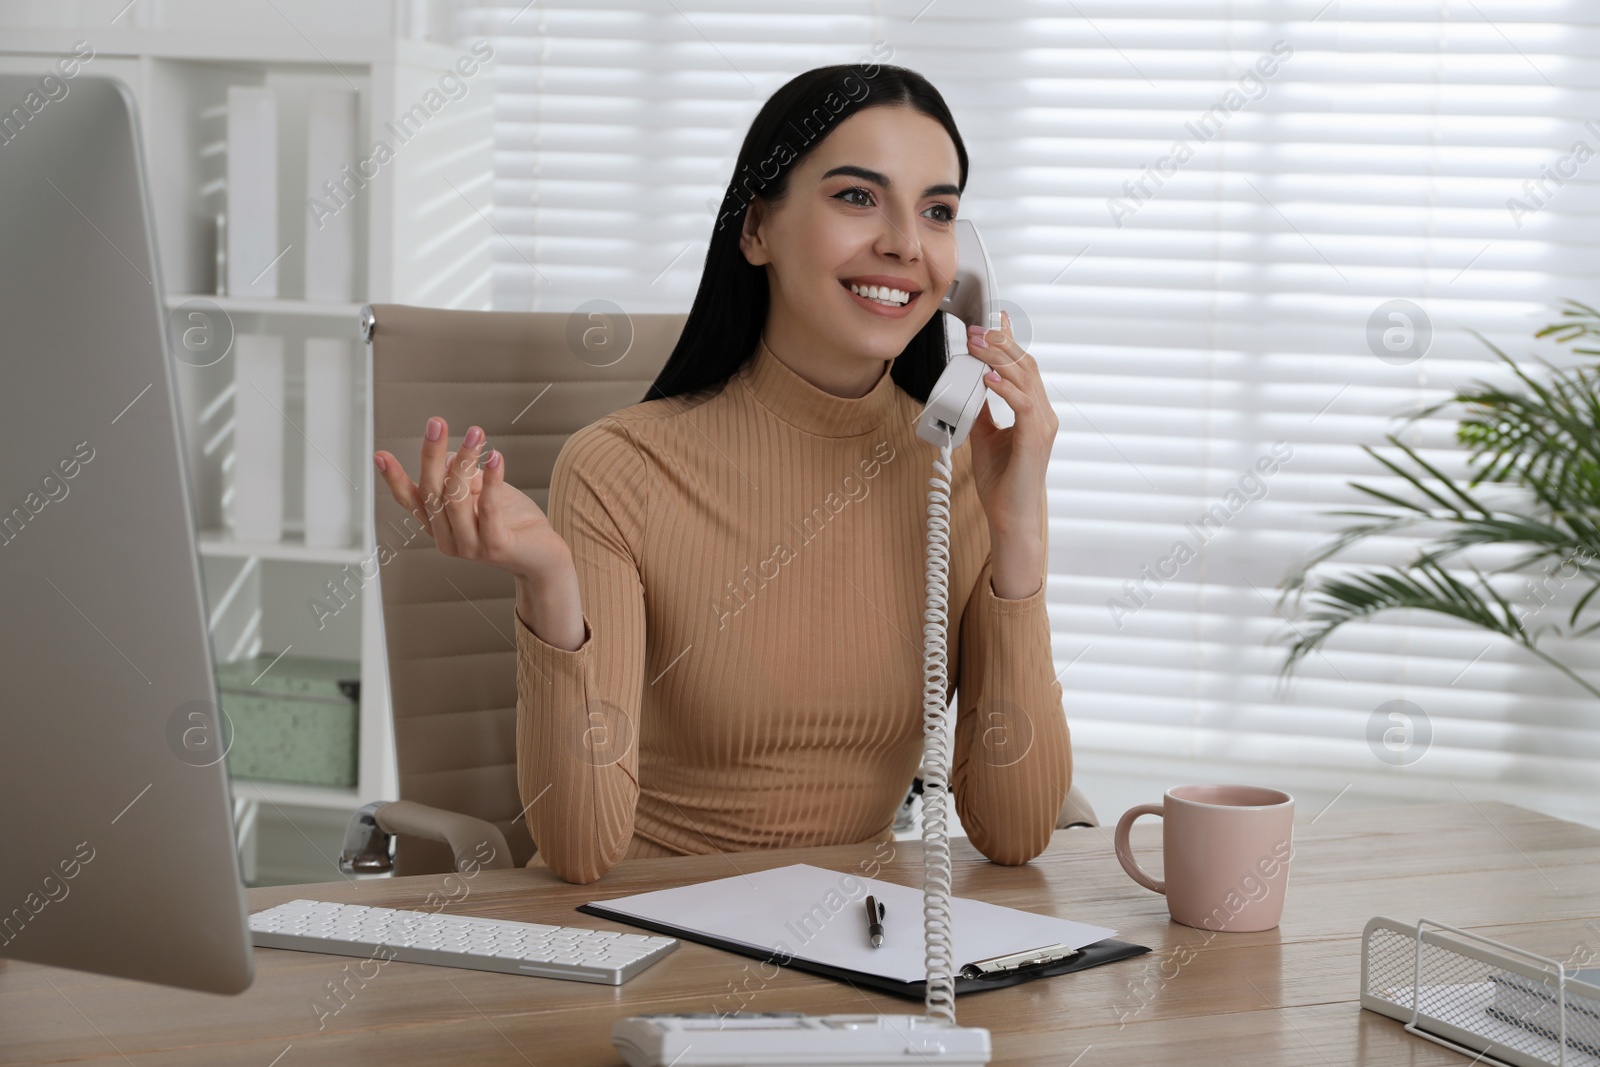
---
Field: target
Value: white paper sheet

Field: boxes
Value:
[588,863,1117,983]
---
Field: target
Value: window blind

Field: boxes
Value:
[455,0,1600,828]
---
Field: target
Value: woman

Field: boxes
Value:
[373,64,1069,885]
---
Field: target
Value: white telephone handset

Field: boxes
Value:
[916,218,1002,449]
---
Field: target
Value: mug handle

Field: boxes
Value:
[1114,803,1166,894]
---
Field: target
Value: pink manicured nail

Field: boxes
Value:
[969,331,988,349]
[426,417,442,442]
[486,449,502,469]
[373,453,387,472]
[985,370,1002,382]
[464,425,484,448]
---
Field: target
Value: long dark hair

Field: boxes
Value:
[643,63,969,405]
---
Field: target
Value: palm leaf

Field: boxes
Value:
[1402,327,1600,518]
[1278,511,1430,597]
[1534,298,1600,356]
[1411,515,1598,567]
[1356,435,1491,519]
[1277,298,1600,696]
[1446,337,1600,513]
[1278,561,1600,700]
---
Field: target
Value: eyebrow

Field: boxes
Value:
[820,164,960,200]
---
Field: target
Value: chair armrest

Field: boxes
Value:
[339,800,514,875]
[1056,783,1099,829]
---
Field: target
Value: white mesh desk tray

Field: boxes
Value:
[1362,916,1600,1067]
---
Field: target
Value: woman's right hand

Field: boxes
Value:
[374,416,573,583]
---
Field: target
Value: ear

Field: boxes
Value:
[738,197,771,267]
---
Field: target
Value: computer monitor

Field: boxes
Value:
[0,74,254,994]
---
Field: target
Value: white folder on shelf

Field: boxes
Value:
[231,334,285,543]
[304,87,357,303]
[225,85,279,299]
[303,338,357,548]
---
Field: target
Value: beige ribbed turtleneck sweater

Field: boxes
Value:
[514,340,1071,884]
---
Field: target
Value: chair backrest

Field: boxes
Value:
[366,304,685,875]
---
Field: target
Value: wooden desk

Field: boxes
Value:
[2,801,1596,1065]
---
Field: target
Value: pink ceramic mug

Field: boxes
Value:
[1114,784,1295,932]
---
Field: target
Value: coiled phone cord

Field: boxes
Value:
[920,436,958,1024]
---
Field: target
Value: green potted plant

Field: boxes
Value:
[1277,299,1600,699]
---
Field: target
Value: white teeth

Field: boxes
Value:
[847,282,911,307]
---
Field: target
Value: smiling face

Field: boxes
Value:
[739,104,963,382]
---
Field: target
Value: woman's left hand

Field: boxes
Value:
[966,310,1059,542]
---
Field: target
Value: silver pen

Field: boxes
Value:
[864,895,885,948]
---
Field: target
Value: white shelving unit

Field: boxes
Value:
[2,1,496,878]
[166,293,366,323]
[197,528,369,566]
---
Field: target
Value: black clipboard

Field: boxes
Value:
[577,901,1149,1000]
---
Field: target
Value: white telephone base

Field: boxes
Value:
[612,1012,992,1066]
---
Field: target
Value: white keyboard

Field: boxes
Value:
[249,898,677,985]
[611,1013,992,1065]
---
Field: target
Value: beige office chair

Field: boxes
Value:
[341,304,1094,878]
[343,303,683,877]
